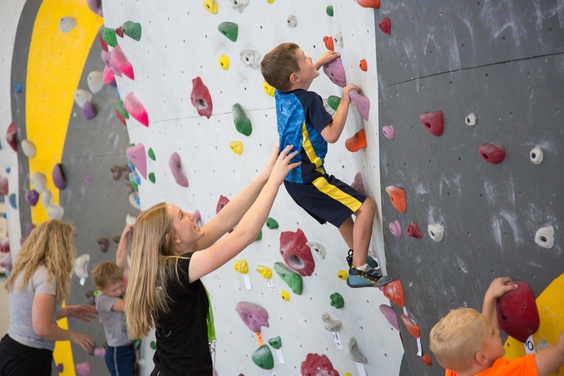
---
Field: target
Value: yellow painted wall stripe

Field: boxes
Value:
[27,0,103,374]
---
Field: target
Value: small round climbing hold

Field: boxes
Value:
[100,26,118,47]
[232,103,252,136]
[337,270,348,280]
[359,59,368,71]
[422,353,432,366]
[287,15,297,28]
[420,110,444,136]
[345,129,367,152]
[382,125,395,140]
[263,81,275,97]
[150,341,156,350]
[203,0,218,14]
[529,146,543,165]
[280,290,290,301]
[58,16,77,33]
[266,217,279,229]
[479,143,505,164]
[327,95,341,111]
[465,112,478,126]
[218,54,230,70]
[326,5,334,17]
[323,36,334,51]
[229,141,243,155]
[330,292,345,308]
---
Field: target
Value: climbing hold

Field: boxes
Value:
[287,15,297,28]
[218,55,230,70]
[48,204,65,220]
[83,101,97,120]
[252,345,274,370]
[385,185,407,213]
[74,89,92,108]
[351,172,365,195]
[73,254,91,281]
[407,222,422,239]
[126,143,147,179]
[84,175,92,185]
[534,226,554,249]
[147,148,156,161]
[337,270,348,280]
[25,190,39,206]
[268,336,282,349]
[496,281,540,343]
[323,36,334,51]
[99,32,108,52]
[21,139,36,158]
[41,190,53,208]
[124,92,148,126]
[56,364,64,373]
[150,341,156,350]
[235,301,269,332]
[75,362,90,376]
[420,110,444,136]
[232,103,252,136]
[218,22,238,42]
[383,280,405,307]
[379,17,391,35]
[115,26,124,37]
[0,177,7,195]
[203,0,218,14]
[116,100,130,120]
[356,0,380,8]
[240,49,262,69]
[529,146,544,165]
[280,290,290,301]
[103,66,116,85]
[274,261,303,295]
[110,165,123,181]
[256,230,262,240]
[379,304,400,331]
[229,141,243,155]
[129,191,140,209]
[52,163,68,190]
[333,32,344,48]
[345,129,367,152]
[327,95,341,111]
[31,172,48,193]
[110,45,135,80]
[148,172,156,183]
[427,223,445,242]
[266,217,278,229]
[168,152,189,187]
[8,193,17,209]
[263,81,275,97]
[322,57,346,87]
[216,195,229,214]
[231,0,249,13]
[330,292,344,309]
[382,125,395,140]
[87,71,104,93]
[59,16,77,33]
[359,59,367,71]
[301,353,339,376]
[401,314,421,338]
[233,259,249,274]
[279,228,315,276]
[389,220,402,237]
[266,0,275,3]
[122,21,142,41]
[190,77,213,119]
[479,143,505,164]
[465,112,478,126]
[326,5,334,16]
[256,265,272,279]
[422,353,432,366]
[350,89,370,120]
[6,122,17,151]
[87,0,103,16]
[100,27,118,47]
[347,337,367,364]
[322,312,342,332]
[97,238,109,253]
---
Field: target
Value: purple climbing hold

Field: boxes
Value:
[25,189,39,206]
[168,152,189,187]
[389,220,402,237]
[351,172,365,195]
[322,57,346,87]
[52,163,68,190]
[349,89,370,121]
[87,0,103,16]
[235,301,269,332]
[379,304,400,331]
[382,125,395,140]
[126,144,147,179]
[83,101,97,120]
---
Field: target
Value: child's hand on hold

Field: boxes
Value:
[316,50,340,68]
[486,276,519,300]
[342,84,360,103]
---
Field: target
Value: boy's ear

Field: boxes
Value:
[290,72,299,85]
[475,351,489,366]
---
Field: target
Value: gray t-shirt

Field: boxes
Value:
[95,293,131,346]
[8,265,61,351]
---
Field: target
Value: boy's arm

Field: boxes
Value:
[314,50,340,70]
[482,276,518,330]
[535,330,564,376]
[111,298,125,313]
[116,224,134,269]
[321,84,358,143]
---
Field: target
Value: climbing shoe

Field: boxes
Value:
[346,249,379,270]
[347,265,392,288]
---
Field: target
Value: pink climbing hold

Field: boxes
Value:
[350,89,370,121]
[124,92,149,126]
[6,122,17,151]
[216,195,230,214]
[382,125,395,140]
[168,152,189,187]
[322,57,346,87]
[279,228,315,276]
[301,353,339,376]
[379,304,400,331]
[190,77,213,119]
[76,361,90,376]
[110,45,135,80]
[103,65,116,85]
[379,17,391,35]
[496,280,540,343]
[126,143,147,179]
[419,110,444,136]
[351,172,365,195]
[389,220,402,237]
[235,301,269,332]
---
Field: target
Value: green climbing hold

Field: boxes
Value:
[327,95,341,111]
[330,292,345,309]
[116,100,129,119]
[268,336,282,349]
[150,341,157,350]
[218,22,238,42]
[148,172,156,183]
[252,345,274,370]
[148,148,156,161]
[326,5,334,17]
[128,172,139,191]
[255,229,262,241]
[100,26,118,47]
[274,262,302,295]
[232,103,252,136]
[122,21,142,41]
[266,217,278,229]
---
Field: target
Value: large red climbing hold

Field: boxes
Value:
[279,229,315,277]
[301,353,339,376]
[356,0,380,9]
[345,129,367,152]
[496,281,540,343]
[385,185,406,213]
[190,77,213,119]
[479,143,506,164]
[420,110,444,136]
[384,280,405,307]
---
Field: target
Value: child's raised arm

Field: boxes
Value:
[481,276,518,330]
[535,329,564,376]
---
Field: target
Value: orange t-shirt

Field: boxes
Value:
[445,354,538,376]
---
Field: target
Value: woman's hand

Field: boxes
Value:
[258,143,280,180]
[268,145,301,185]
[65,305,98,322]
[70,331,97,354]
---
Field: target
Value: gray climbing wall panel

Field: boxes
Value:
[377,1,564,375]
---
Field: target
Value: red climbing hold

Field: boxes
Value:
[190,77,213,119]
[383,280,405,307]
[301,353,339,376]
[419,110,444,136]
[385,185,406,213]
[359,59,368,71]
[406,222,422,239]
[279,229,315,277]
[379,17,391,35]
[479,143,506,164]
[356,0,380,9]
[6,122,17,151]
[496,281,540,343]
[401,314,420,338]
[216,195,230,214]
[323,36,334,51]
[115,26,124,37]
[422,354,432,366]
[345,129,367,152]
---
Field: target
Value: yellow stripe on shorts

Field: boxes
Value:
[312,176,363,212]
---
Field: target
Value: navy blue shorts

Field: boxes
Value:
[284,175,366,227]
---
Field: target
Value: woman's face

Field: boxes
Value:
[166,204,203,254]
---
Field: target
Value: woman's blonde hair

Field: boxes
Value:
[5,219,76,303]
[429,307,489,371]
[125,202,185,338]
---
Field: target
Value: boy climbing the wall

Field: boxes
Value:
[430,276,564,376]
[260,42,392,288]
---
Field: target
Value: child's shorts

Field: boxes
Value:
[284,174,366,228]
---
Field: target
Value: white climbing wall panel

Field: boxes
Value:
[102,0,403,374]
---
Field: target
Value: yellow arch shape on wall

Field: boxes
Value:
[27,0,102,374]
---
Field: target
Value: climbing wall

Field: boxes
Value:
[376,1,564,375]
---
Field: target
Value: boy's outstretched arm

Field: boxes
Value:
[535,330,564,376]
[116,224,134,269]
[481,276,518,330]
[321,84,359,143]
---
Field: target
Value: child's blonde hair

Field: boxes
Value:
[91,262,123,288]
[261,42,300,92]
[429,307,489,372]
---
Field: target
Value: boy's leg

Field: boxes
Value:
[349,198,375,268]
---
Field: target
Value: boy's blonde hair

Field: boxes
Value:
[429,307,489,372]
[261,42,300,92]
[91,262,123,288]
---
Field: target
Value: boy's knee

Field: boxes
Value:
[362,198,376,215]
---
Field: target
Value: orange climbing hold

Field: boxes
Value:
[356,0,380,8]
[323,36,334,51]
[385,185,406,213]
[345,129,367,152]
[401,314,420,338]
[359,59,367,71]
[383,280,405,307]
[422,354,432,366]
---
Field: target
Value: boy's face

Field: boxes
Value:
[294,48,319,87]
[100,280,124,298]
[481,321,505,363]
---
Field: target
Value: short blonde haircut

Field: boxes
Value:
[429,307,489,372]
[92,262,123,288]
[260,42,300,92]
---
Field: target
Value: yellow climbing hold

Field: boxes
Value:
[256,265,272,279]
[218,54,230,70]
[266,0,275,3]
[337,269,348,280]
[263,81,275,97]
[229,140,243,155]
[281,290,290,301]
[203,0,218,14]
[233,259,249,274]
